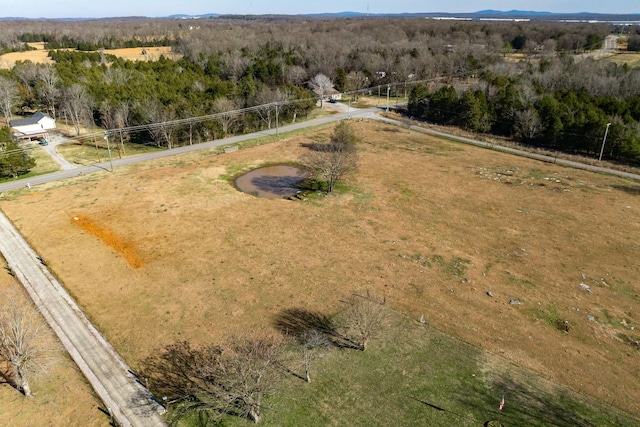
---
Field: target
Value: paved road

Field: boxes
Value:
[0,106,378,193]
[0,211,166,427]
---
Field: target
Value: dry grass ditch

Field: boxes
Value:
[1,119,639,422]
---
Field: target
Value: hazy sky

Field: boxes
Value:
[1,1,638,19]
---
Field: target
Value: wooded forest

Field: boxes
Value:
[1,17,640,167]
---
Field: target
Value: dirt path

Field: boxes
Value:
[0,211,166,427]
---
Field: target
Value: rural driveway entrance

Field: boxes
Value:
[40,133,78,170]
[0,211,166,427]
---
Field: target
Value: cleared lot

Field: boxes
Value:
[1,119,639,421]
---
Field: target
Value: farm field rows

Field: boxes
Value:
[1,119,639,424]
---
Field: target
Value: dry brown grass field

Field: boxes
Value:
[0,46,179,69]
[1,119,639,421]
[607,52,640,68]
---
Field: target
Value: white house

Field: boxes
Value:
[10,112,56,140]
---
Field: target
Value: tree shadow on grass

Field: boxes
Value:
[457,375,633,427]
[272,307,360,350]
[0,365,13,387]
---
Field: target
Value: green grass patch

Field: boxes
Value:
[420,255,470,277]
[446,257,471,277]
[505,272,536,288]
[213,311,638,427]
[219,162,252,181]
[56,141,162,166]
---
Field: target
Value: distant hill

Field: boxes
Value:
[168,13,219,19]
[476,10,554,16]
[1,10,639,22]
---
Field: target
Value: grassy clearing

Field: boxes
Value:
[56,141,163,165]
[350,94,408,109]
[604,52,640,68]
[216,310,637,427]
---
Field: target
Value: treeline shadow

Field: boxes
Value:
[272,307,360,350]
[611,184,640,196]
[456,375,619,427]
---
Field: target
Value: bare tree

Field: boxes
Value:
[0,76,19,124]
[0,291,50,397]
[251,88,289,130]
[12,61,39,97]
[140,100,177,149]
[308,73,334,108]
[100,99,132,156]
[514,108,541,141]
[285,65,308,86]
[302,120,358,193]
[298,329,329,383]
[213,97,241,137]
[344,71,369,100]
[338,292,389,351]
[61,84,93,136]
[36,65,60,119]
[144,336,286,424]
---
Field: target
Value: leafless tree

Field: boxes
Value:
[251,88,289,130]
[213,97,241,137]
[12,62,39,96]
[338,292,389,351]
[302,120,358,193]
[308,73,334,108]
[0,291,52,397]
[298,329,329,383]
[285,65,308,86]
[36,65,60,119]
[219,51,251,83]
[140,100,176,149]
[344,71,369,100]
[144,336,285,424]
[514,108,541,141]
[100,100,132,156]
[61,84,93,136]
[0,76,19,124]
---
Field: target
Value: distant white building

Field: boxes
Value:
[10,112,56,140]
[310,86,342,101]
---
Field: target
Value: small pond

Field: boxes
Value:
[235,165,309,199]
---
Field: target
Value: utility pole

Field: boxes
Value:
[103,132,114,172]
[275,103,279,136]
[599,122,612,161]
[386,85,391,112]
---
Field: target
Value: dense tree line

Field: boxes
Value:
[19,33,172,50]
[408,54,640,164]
[0,17,639,162]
